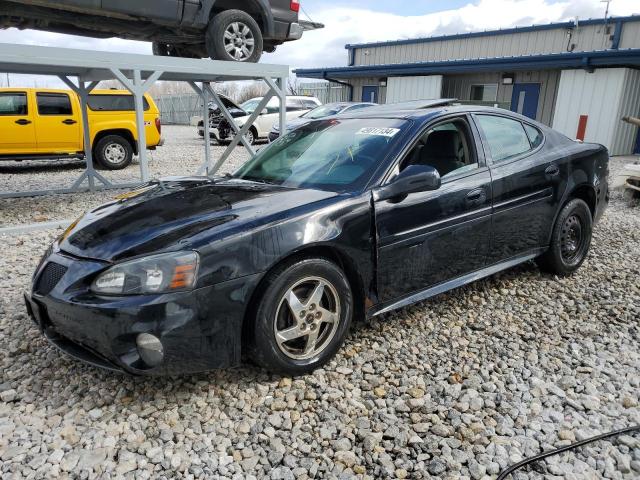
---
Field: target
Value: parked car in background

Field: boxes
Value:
[0,0,323,63]
[268,101,376,142]
[25,102,608,376]
[197,95,247,141]
[0,88,162,170]
[217,95,321,145]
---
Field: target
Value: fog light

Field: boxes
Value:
[136,333,164,367]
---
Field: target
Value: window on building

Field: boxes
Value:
[0,92,27,115]
[470,84,498,102]
[476,114,532,162]
[37,93,72,115]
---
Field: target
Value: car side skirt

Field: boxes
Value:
[367,248,546,317]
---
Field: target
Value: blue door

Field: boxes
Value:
[362,86,379,103]
[510,83,540,120]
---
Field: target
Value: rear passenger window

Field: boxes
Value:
[524,124,543,148]
[88,94,149,111]
[476,115,532,162]
[37,93,72,115]
[302,99,319,109]
[0,92,27,115]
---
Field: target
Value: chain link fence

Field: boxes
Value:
[153,93,204,125]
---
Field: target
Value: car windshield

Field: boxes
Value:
[241,99,261,114]
[233,118,408,192]
[301,104,344,119]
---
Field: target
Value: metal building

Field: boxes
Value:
[295,15,640,155]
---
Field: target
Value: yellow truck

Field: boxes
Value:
[0,88,162,170]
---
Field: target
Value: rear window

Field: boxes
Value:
[476,114,532,162]
[37,93,72,115]
[0,92,27,115]
[88,94,149,111]
[524,124,544,148]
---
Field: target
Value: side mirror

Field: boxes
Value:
[374,164,441,201]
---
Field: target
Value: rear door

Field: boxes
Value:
[34,92,82,154]
[473,113,561,262]
[375,115,493,303]
[0,91,36,155]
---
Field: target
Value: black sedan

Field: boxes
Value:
[25,102,609,376]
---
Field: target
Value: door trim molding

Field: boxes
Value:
[367,248,545,317]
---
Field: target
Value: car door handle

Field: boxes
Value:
[62,119,77,125]
[15,119,31,125]
[545,164,560,176]
[466,188,486,204]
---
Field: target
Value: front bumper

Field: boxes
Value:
[25,249,261,375]
[197,127,220,140]
[268,131,280,142]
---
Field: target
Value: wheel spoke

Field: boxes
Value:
[276,325,306,344]
[245,38,255,47]
[285,289,305,319]
[303,328,319,355]
[234,48,243,60]
[224,43,235,53]
[224,30,234,40]
[231,22,240,34]
[318,307,338,324]
[241,25,250,36]
[307,281,325,309]
[241,46,251,59]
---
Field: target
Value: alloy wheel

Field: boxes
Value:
[274,276,341,360]
[104,143,126,165]
[223,22,255,61]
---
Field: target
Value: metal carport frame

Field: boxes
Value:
[0,43,289,198]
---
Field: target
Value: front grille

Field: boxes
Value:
[35,262,67,295]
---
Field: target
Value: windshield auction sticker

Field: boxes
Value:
[355,127,400,137]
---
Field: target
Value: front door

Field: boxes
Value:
[362,86,379,104]
[375,115,492,303]
[0,91,36,155]
[510,83,540,120]
[473,113,562,263]
[34,92,82,153]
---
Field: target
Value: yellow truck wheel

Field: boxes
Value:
[94,135,133,170]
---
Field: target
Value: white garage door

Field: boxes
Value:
[386,76,443,104]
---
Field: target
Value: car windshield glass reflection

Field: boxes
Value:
[233,118,408,191]
[301,104,343,119]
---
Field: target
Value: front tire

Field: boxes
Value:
[536,198,592,276]
[206,10,263,63]
[93,135,133,170]
[248,258,353,375]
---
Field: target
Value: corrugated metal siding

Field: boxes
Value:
[441,70,560,125]
[298,81,350,104]
[352,23,618,66]
[620,21,640,49]
[386,75,442,103]
[552,68,634,155]
[612,68,640,154]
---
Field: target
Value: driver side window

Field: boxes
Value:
[400,118,478,178]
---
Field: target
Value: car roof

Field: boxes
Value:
[337,100,543,125]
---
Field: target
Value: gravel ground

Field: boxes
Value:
[0,127,638,479]
[0,126,251,227]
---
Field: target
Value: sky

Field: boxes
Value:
[0,0,638,87]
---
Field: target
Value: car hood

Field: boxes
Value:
[59,177,338,262]
[275,116,311,132]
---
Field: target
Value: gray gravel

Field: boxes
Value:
[0,128,639,478]
[0,126,251,226]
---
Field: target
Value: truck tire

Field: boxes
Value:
[206,10,263,63]
[94,135,133,170]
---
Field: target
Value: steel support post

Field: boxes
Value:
[58,75,111,191]
[110,68,163,183]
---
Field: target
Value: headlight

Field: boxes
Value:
[91,251,199,295]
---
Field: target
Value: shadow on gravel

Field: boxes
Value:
[0,159,87,174]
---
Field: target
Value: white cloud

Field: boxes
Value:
[0,0,637,87]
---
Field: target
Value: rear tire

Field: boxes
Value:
[206,10,263,63]
[94,135,133,170]
[248,258,353,375]
[536,198,592,276]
